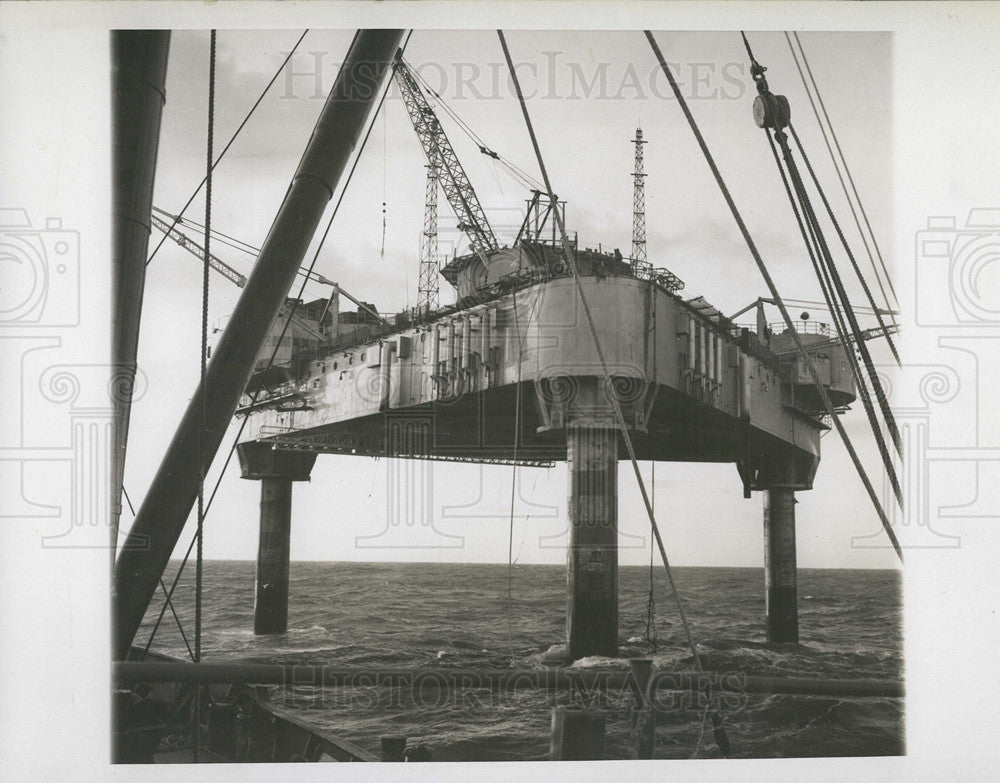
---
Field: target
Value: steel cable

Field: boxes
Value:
[645,30,901,561]
[146,30,310,269]
[787,124,900,365]
[789,32,898,309]
[140,30,411,654]
[765,130,903,506]
[500,29,732,756]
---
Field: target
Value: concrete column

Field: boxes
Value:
[237,442,316,636]
[763,487,798,643]
[567,426,619,660]
[254,477,294,635]
[550,707,606,760]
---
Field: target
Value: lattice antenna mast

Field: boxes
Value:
[417,160,441,313]
[393,58,499,258]
[631,127,647,271]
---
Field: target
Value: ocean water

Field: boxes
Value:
[138,561,903,760]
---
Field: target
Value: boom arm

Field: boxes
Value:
[392,56,499,255]
[150,210,246,287]
[150,210,324,340]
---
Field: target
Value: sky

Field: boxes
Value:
[126,29,899,569]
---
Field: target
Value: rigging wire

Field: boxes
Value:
[764,129,903,506]
[191,29,216,763]
[782,34,896,321]
[146,29,310,269]
[381,202,387,262]
[505,282,543,663]
[499,29,731,757]
[790,31,899,310]
[507,288,523,665]
[787,123,900,365]
[196,30,215,666]
[770,120,903,457]
[141,31,411,654]
[646,30,901,561]
[381,104,387,262]
[121,487,195,661]
[643,461,658,652]
[154,207,261,257]
[742,30,903,460]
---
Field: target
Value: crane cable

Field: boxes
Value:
[506,277,545,664]
[498,29,732,758]
[507,287,523,665]
[141,30,412,654]
[739,34,903,462]
[644,30,901,562]
[401,55,545,192]
[785,32,899,313]
[381,104,388,262]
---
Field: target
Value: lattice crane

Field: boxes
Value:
[417,162,441,313]
[150,208,325,339]
[392,55,499,261]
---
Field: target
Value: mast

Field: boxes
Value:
[631,127,647,273]
[111,31,171,566]
[114,29,406,659]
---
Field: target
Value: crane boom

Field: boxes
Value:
[150,211,247,287]
[149,210,324,340]
[392,56,499,255]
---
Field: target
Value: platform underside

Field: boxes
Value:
[245,381,820,484]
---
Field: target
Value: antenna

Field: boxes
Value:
[631,127,648,273]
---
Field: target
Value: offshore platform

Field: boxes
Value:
[111,28,903,762]
[113,31,865,666]
[233,244,852,659]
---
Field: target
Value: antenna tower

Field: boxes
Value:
[631,127,648,273]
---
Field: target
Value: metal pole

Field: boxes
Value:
[111,30,171,567]
[112,662,905,699]
[114,29,405,659]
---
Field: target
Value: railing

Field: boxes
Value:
[768,320,831,336]
[252,260,727,383]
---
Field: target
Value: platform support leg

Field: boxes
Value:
[551,707,606,760]
[764,487,798,643]
[566,425,619,660]
[254,477,294,635]
[237,443,316,636]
